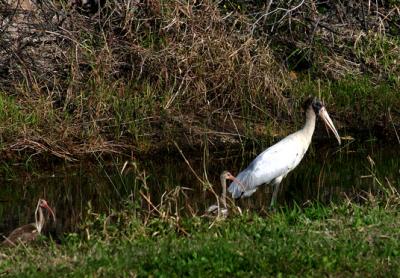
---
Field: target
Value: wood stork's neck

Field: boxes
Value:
[301,107,317,141]
[220,175,227,209]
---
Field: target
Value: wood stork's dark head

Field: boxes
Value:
[303,97,341,145]
[303,97,323,114]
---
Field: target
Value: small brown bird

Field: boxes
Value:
[2,199,56,247]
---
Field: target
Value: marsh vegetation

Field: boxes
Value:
[1,143,400,276]
[0,0,400,276]
[0,0,399,159]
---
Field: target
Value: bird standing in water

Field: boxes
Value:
[207,171,238,217]
[2,199,56,247]
[228,97,341,208]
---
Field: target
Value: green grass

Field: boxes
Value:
[291,76,400,134]
[0,92,40,140]
[2,200,400,277]
[354,33,400,82]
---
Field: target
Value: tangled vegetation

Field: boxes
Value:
[1,2,400,276]
[0,0,399,160]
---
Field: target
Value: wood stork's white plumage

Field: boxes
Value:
[228,97,341,207]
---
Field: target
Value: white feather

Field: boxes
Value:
[228,127,312,199]
[227,100,340,206]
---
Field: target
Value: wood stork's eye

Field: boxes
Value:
[312,100,323,114]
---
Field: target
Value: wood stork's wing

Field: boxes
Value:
[228,133,306,198]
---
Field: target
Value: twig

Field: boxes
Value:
[173,141,205,185]
[251,0,306,34]
[388,108,400,145]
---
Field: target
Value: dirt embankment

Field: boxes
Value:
[0,1,399,161]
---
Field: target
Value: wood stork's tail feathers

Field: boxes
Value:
[228,181,258,199]
[228,181,243,199]
[242,188,257,197]
[228,169,257,199]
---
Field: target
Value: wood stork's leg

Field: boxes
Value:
[270,175,284,209]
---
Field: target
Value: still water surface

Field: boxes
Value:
[0,140,399,237]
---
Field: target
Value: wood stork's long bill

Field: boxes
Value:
[318,106,341,145]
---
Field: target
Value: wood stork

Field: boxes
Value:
[228,97,341,208]
[2,199,56,247]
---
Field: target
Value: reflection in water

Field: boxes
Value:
[0,142,399,237]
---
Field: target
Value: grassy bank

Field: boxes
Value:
[0,1,399,161]
[1,148,399,276]
[2,199,400,277]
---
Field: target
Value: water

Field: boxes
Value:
[0,141,399,238]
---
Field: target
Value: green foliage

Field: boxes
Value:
[291,75,400,133]
[3,200,400,276]
[354,33,400,83]
[0,93,39,140]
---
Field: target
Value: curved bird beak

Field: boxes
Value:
[225,173,246,191]
[319,107,341,145]
[42,202,56,223]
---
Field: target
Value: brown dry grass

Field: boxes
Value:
[0,1,290,160]
[0,0,399,161]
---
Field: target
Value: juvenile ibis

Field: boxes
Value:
[206,171,236,217]
[2,199,56,247]
[228,97,341,208]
